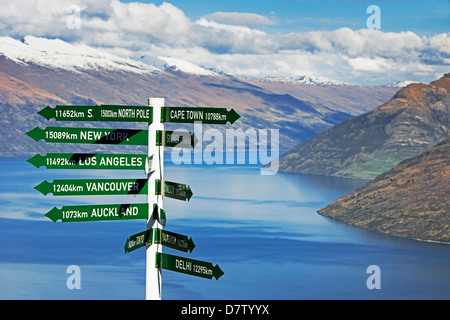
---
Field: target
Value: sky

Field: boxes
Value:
[0,0,449,85]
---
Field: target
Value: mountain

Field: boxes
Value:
[272,73,450,178]
[261,75,353,87]
[157,56,223,77]
[0,36,399,156]
[0,36,161,75]
[318,136,450,243]
[385,80,415,88]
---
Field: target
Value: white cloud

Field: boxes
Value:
[193,18,275,54]
[110,0,191,37]
[0,0,448,85]
[204,12,276,27]
[345,56,392,73]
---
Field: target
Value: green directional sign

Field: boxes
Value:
[45,203,149,223]
[161,106,240,125]
[155,252,224,280]
[124,229,152,253]
[27,153,146,170]
[155,179,193,201]
[35,178,148,196]
[156,130,198,148]
[124,229,195,254]
[26,127,148,145]
[38,105,152,122]
[155,229,195,253]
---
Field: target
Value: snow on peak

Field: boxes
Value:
[0,36,161,74]
[158,56,221,76]
[261,75,353,86]
[385,80,415,88]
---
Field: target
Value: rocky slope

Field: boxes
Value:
[273,73,450,178]
[318,137,450,243]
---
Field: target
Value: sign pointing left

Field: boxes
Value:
[38,105,152,122]
[35,178,148,196]
[26,127,148,145]
[45,203,149,223]
[27,153,147,170]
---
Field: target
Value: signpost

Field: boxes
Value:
[26,127,148,145]
[38,105,152,122]
[145,98,164,300]
[26,99,240,300]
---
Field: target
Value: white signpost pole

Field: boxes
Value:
[145,97,165,300]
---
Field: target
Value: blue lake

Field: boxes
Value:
[0,156,449,299]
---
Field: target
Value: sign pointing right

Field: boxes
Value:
[155,252,224,280]
[124,229,195,254]
[161,106,240,125]
[155,179,193,201]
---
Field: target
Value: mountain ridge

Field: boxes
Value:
[0,36,398,157]
[260,75,354,87]
[273,73,450,178]
[318,136,450,243]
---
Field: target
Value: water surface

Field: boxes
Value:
[0,157,448,299]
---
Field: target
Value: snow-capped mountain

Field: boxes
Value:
[0,35,400,156]
[385,80,416,88]
[0,36,227,77]
[0,36,162,74]
[260,75,354,87]
[157,56,221,76]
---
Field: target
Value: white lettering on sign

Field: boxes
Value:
[90,206,139,218]
[101,110,117,118]
[118,109,135,118]
[162,232,188,250]
[136,109,150,119]
[85,181,139,192]
[193,264,213,276]
[175,259,192,272]
[98,156,143,167]
[63,210,88,219]
[170,109,185,120]
[78,157,97,166]
[80,131,102,141]
[186,110,204,120]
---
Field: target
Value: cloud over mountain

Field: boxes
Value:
[0,0,448,85]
